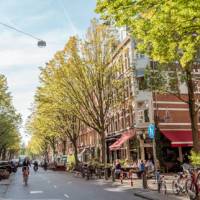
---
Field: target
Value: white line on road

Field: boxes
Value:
[30,191,43,194]
[64,194,70,198]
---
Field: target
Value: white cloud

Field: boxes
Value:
[0,28,76,144]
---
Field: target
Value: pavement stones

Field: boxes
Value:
[0,178,11,196]
[134,189,188,200]
[0,174,13,197]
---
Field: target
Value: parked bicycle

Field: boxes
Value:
[172,171,188,195]
[157,171,167,195]
[185,168,200,200]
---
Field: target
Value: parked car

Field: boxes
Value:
[0,161,12,174]
[11,159,19,168]
[18,155,26,167]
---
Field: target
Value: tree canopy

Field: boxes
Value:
[96,0,200,68]
[0,74,21,160]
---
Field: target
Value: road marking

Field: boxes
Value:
[64,194,70,198]
[54,185,57,188]
[30,190,43,194]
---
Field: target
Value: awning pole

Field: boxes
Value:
[178,147,183,162]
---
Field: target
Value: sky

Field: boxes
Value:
[0,0,97,144]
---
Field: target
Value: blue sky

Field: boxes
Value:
[0,0,97,144]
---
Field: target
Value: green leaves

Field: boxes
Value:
[96,0,200,68]
[0,74,21,156]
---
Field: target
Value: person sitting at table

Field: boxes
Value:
[124,159,132,167]
[145,159,155,177]
[114,159,122,179]
[138,160,145,178]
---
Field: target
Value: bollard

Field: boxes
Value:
[111,168,115,182]
[142,170,148,189]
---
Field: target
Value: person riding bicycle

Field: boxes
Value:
[22,157,31,185]
[33,160,39,171]
[22,157,31,173]
[33,160,38,167]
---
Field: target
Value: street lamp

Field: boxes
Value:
[37,40,46,48]
[0,21,47,48]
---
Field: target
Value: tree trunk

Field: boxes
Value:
[186,69,200,152]
[72,140,79,167]
[62,140,67,155]
[2,148,6,160]
[100,131,106,165]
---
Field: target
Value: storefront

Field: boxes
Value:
[108,129,137,163]
[161,130,193,162]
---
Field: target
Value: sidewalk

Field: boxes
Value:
[106,174,189,200]
[0,177,12,196]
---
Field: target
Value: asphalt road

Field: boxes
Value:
[0,167,143,200]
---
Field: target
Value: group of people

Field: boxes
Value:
[21,157,48,185]
[114,159,155,179]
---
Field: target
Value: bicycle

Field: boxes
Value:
[22,166,29,186]
[185,168,200,200]
[157,172,167,195]
[172,171,188,195]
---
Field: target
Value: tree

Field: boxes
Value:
[48,21,123,164]
[96,0,200,152]
[0,74,21,159]
[26,62,81,165]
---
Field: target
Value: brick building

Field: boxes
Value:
[63,27,200,166]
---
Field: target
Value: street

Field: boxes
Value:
[0,168,143,200]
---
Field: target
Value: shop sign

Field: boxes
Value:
[148,124,155,139]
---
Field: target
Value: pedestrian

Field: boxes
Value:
[145,159,154,177]
[138,160,145,178]
[114,159,122,179]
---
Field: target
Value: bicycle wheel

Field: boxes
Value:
[160,181,167,195]
[185,179,197,200]
[172,180,180,195]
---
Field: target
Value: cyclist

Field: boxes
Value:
[22,157,31,185]
[33,160,39,172]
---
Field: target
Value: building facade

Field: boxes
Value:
[60,27,200,169]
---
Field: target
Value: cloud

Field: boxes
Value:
[0,28,74,143]
[0,0,96,145]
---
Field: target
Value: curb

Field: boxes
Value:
[134,192,160,200]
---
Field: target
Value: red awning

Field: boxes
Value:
[109,130,135,151]
[162,131,193,147]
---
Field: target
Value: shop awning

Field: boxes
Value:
[109,130,135,151]
[162,131,193,147]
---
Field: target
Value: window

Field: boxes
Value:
[111,117,114,132]
[136,52,145,59]
[138,110,144,123]
[196,81,200,93]
[125,80,129,98]
[144,109,150,122]
[129,78,133,96]
[124,49,130,69]
[117,113,120,130]
[126,109,131,127]
[114,115,118,131]
[129,106,134,126]
[168,71,179,92]
[198,110,200,123]
[121,110,126,129]
[119,55,124,74]
[137,77,147,90]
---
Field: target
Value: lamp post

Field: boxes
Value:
[0,22,47,47]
